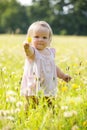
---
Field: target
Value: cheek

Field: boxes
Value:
[32,41,37,47]
[32,38,38,43]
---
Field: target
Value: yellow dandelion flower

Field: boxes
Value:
[83,120,87,127]
[61,86,68,92]
[72,84,79,89]
[73,63,78,67]
[27,37,32,43]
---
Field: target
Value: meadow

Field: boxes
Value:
[0,34,87,130]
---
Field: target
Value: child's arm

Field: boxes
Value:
[56,66,71,82]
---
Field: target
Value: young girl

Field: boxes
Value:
[21,21,71,109]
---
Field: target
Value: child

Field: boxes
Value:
[21,21,71,109]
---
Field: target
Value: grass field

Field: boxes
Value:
[0,34,87,130]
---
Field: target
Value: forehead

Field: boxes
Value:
[33,25,49,35]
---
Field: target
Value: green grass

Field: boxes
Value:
[0,34,87,130]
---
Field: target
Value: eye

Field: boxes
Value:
[43,36,47,39]
[34,36,39,38]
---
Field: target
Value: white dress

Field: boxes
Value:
[21,47,57,97]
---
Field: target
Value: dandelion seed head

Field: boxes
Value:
[16,101,23,108]
[15,108,20,113]
[64,110,77,118]
[6,96,16,103]
[6,116,15,121]
[2,67,7,72]
[71,124,79,130]
[64,111,72,118]
[61,105,68,110]
[6,90,17,96]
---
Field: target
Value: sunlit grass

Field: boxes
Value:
[0,34,87,130]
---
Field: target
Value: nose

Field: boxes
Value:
[38,38,43,41]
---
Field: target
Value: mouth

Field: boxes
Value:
[37,43,44,46]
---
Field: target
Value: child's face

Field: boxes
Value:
[31,25,51,50]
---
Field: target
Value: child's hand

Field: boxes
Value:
[23,41,29,49]
[23,37,32,51]
[23,37,34,58]
[63,74,72,82]
[23,41,30,56]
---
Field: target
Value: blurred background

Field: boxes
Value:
[0,0,87,35]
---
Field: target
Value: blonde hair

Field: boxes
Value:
[27,21,53,41]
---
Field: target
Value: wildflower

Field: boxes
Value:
[71,124,79,130]
[61,86,68,92]
[6,96,16,103]
[72,84,79,89]
[2,67,7,72]
[11,72,15,75]
[64,111,72,118]
[6,116,15,121]
[64,110,77,118]
[16,101,23,108]
[6,90,17,96]
[6,90,16,103]
[83,120,87,127]
[27,37,32,43]
[61,105,68,110]
[15,108,20,113]
[10,108,20,114]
